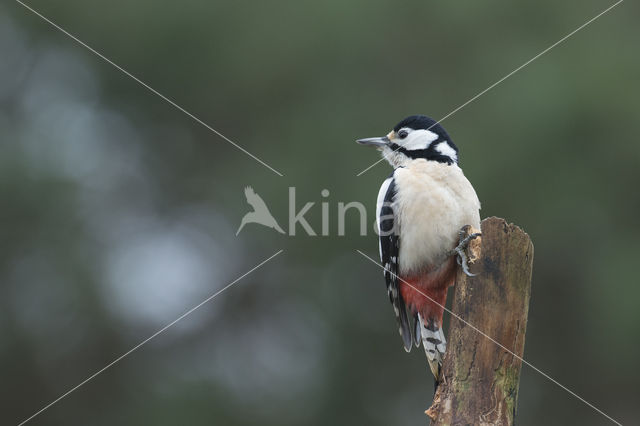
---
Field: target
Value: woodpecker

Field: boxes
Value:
[357,115,481,379]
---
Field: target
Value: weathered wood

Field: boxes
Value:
[427,217,534,425]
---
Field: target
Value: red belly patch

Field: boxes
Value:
[399,257,457,324]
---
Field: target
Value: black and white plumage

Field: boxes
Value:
[376,177,414,351]
[358,115,481,378]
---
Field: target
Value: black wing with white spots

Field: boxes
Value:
[377,176,415,352]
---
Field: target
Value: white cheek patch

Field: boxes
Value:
[399,129,439,150]
[435,141,458,162]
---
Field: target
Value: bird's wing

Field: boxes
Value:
[377,175,414,352]
[244,186,269,212]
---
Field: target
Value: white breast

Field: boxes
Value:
[393,160,481,275]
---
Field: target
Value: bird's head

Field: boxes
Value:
[357,115,458,168]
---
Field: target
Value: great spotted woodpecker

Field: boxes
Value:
[357,115,481,378]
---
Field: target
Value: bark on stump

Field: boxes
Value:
[427,217,534,425]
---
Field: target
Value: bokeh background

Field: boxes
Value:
[2,1,639,425]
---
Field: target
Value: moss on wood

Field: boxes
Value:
[428,217,534,426]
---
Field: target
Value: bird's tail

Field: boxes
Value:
[418,313,447,379]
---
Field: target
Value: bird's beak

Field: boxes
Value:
[356,136,390,147]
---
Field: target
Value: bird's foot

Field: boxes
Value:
[450,225,482,277]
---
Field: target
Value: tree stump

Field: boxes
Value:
[427,217,534,425]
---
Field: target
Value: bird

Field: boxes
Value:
[357,114,481,379]
[236,186,285,235]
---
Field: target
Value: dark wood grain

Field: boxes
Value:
[428,217,534,425]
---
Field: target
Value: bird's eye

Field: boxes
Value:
[398,130,408,139]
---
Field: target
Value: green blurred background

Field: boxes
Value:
[2,1,639,425]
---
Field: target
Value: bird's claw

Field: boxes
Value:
[455,246,476,276]
[451,227,481,277]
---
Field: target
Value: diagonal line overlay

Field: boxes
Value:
[356,0,624,177]
[15,0,284,177]
[357,249,622,426]
[17,250,284,426]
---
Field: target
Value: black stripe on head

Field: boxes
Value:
[393,115,451,141]
[392,115,459,164]
[389,142,457,164]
